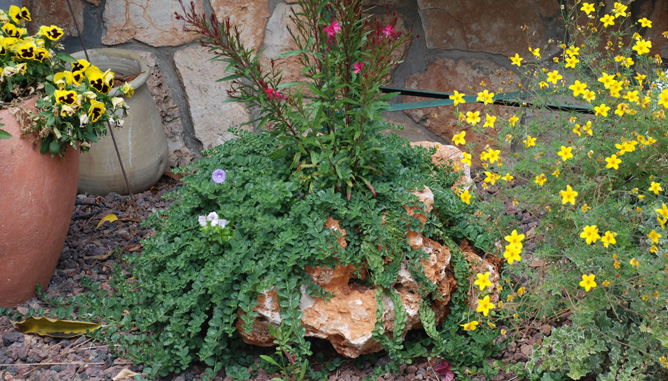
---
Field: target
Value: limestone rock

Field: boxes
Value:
[260,3,303,84]
[174,45,252,150]
[416,0,560,56]
[237,208,457,358]
[460,240,502,305]
[411,141,473,190]
[102,0,201,47]
[210,0,270,51]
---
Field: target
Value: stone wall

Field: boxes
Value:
[22,0,668,167]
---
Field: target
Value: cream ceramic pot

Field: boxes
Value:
[73,48,168,195]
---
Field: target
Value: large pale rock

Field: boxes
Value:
[416,0,560,56]
[411,141,473,190]
[24,0,84,38]
[102,0,201,46]
[260,2,303,84]
[174,45,252,149]
[210,0,270,51]
[238,203,457,358]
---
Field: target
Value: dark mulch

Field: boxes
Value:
[1,174,542,380]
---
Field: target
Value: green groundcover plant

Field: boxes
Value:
[21,0,502,379]
[443,1,668,379]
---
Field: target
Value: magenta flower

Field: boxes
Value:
[382,25,395,37]
[324,20,341,38]
[353,62,364,74]
[212,169,226,184]
[264,87,285,101]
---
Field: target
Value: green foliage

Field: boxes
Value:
[62,128,494,378]
[463,2,668,379]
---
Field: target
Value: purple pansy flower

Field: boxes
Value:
[212,169,226,184]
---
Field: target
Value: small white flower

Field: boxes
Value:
[197,215,207,227]
[206,211,219,222]
[218,219,228,229]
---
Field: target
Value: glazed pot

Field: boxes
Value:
[72,48,168,195]
[0,96,79,307]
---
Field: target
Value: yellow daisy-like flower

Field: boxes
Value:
[460,189,472,205]
[601,14,615,28]
[612,2,627,17]
[649,181,663,194]
[476,295,496,317]
[465,111,481,126]
[639,18,652,28]
[629,258,640,267]
[505,229,525,246]
[509,115,519,126]
[504,244,522,265]
[598,72,616,88]
[483,114,496,128]
[529,47,541,59]
[601,231,617,248]
[510,53,523,67]
[581,203,591,212]
[580,2,595,15]
[452,131,466,146]
[569,80,588,97]
[560,185,578,205]
[648,230,661,244]
[552,168,560,178]
[547,70,562,84]
[605,154,622,170]
[594,103,610,117]
[476,89,495,105]
[502,173,514,182]
[474,272,493,291]
[579,274,597,292]
[461,320,479,331]
[523,135,536,147]
[633,38,652,56]
[449,90,466,106]
[557,146,574,161]
[580,225,601,245]
[565,55,580,69]
[656,203,668,219]
[461,152,472,167]
[535,173,547,186]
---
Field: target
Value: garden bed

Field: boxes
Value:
[0,171,549,380]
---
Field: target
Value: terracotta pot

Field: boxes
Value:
[73,48,169,195]
[0,96,79,307]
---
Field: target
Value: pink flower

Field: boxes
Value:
[264,87,285,101]
[382,25,395,37]
[353,62,364,74]
[324,20,341,38]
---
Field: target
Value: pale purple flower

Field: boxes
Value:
[212,169,226,184]
[218,219,228,229]
[198,215,207,227]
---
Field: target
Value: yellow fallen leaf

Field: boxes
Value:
[96,213,118,229]
[15,317,101,338]
[112,368,143,380]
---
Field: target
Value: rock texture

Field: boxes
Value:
[26,0,85,38]
[174,45,252,150]
[404,57,519,166]
[210,0,270,51]
[238,185,460,358]
[416,0,560,56]
[102,0,201,46]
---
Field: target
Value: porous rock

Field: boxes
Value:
[237,187,458,358]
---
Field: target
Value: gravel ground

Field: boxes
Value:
[0,174,540,380]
